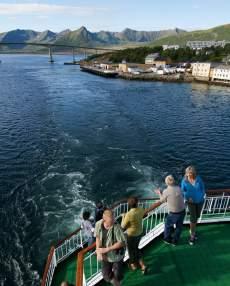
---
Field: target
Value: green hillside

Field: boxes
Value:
[151,24,230,46]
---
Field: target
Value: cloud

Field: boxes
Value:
[0,3,108,16]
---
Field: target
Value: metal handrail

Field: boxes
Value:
[40,198,156,286]
[41,247,56,286]
[41,189,230,286]
[76,194,230,286]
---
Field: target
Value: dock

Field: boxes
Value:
[80,65,118,78]
[64,61,80,65]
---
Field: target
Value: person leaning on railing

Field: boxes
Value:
[121,196,161,274]
[81,210,94,247]
[95,209,126,286]
[154,175,186,246]
[181,166,206,245]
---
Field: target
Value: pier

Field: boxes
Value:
[80,65,118,77]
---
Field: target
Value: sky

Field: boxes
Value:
[0,0,230,33]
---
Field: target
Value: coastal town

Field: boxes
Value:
[81,40,230,86]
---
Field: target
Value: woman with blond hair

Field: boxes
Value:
[181,166,205,245]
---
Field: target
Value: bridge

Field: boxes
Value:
[0,42,119,63]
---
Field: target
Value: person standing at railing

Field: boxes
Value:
[154,175,186,246]
[95,209,126,286]
[121,196,159,274]
[95,201,106,223]
[181,166,206,245]
[81,210,94,247]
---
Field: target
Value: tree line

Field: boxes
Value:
[88,44,230,64]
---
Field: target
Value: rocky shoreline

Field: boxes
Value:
[117,72,194,83]
[80,65,230,87]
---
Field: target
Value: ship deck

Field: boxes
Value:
[52,222,230,286]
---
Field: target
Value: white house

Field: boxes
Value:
[187,41,226,50]
[211,65,230,82]
[145,53,160,64]
[162,45,180,50]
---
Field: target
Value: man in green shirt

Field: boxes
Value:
[95,209,126,286]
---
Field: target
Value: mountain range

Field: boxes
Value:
[0,26,185,50]
[151,24,230,46]
[0,24,230,51]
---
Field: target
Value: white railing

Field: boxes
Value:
[198,194,230,223]
[113,199,157,220]
[55,230,85,263]
[42,229,88,286]
[45,251,56,286]
[42,193,230,286]
[80,194,230,286]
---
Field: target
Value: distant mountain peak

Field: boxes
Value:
[78,26,88,32]
[1,24,230,50]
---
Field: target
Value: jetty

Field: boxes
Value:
[64,61,80,65]
[80,65,118,78]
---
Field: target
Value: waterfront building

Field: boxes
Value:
[162,44,180,50]
[145,53,160,64]
[118,63,148,73]
[191,62,214,81]
[187,40,226,50]
[149,57,170,68]
[99,62,118,70]
[211,65,230,82]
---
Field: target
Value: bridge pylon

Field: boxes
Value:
[48,47,54,63]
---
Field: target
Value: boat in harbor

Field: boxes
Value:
[64,61,80,65]
[41,189,230,286]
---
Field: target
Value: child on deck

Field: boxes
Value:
[81,210,94,247]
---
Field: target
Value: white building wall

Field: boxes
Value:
[162,45,180,50]
[145,53,160,64]
[192,63,211,78]
[212,67,230,81]
[187,40,226,49]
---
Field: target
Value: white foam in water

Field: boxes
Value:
[12,258,23,286]
[108,146,127,151]
[40,167,95,239]
[62,132,81,146]
[65,171,85,180]
[131,161,153,180]
[41,172,61,182]
[128,161,164,197]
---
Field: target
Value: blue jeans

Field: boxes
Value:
[164,210,185,243]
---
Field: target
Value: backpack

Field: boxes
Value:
[111,224,126,256]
